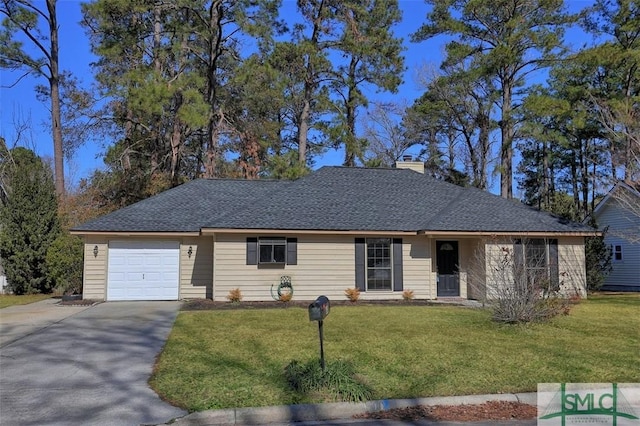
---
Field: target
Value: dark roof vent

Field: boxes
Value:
[402,154,413,162]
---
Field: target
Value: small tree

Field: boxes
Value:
[0,147,60,294]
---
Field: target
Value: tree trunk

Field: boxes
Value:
[47,0,64,197]
[298,0,325,167]
[204,0,224,178]
[500,79,513,199]
[542,140,549,208]
[476,108,490,190]
[123,107,133,170]
[343,57,358,167]
[298,99,310,165]
[581,139,589,217]
[170,93,183,183]
[570,141,580,214]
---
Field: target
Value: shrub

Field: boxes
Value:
[285,359,373,402]
[469,237,579,324]
[344,287,360,302]
[402,289,414,301]
[584,226,612,291]
[46,232,83,295]
[226,288,243,303]
[492,295,571,323]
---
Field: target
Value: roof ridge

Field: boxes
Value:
[319,165,417,172]
[197,177,288,183]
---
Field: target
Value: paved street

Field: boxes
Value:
[0,301,186,426]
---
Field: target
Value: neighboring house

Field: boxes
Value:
[0,258,6,294]
[71,164,596,302]
[590,181,640,292]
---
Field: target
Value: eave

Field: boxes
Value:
[70,231,201,237]
[200,228,419,236]
[417,230,600,237]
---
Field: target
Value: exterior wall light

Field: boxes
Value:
[188,246,193,258]
[93,245,99,258]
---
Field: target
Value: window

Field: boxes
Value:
[246,237,297,266]
[367,238,392,290]
[355,238,403,292]
[514,239,559,291]
[613,245,623,262]
[259,238,286,263]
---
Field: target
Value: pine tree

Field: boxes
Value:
[1,0,65,196]
[0,147,60,294]
[412,0,574,198]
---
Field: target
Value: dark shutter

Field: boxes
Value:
[355,238,366,291]
[548,239,559,290]
[392,238,403,291]
[513,239,524,273]
[286,238,297,265]
[246,237,258,265]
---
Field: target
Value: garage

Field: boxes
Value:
[107,241,180,301]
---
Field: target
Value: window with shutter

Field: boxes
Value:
[355,238,403,291]
[247,237,297,266]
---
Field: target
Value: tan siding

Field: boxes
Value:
[402,236,433,299]
[180,237,213,299]
[558,237,587,297]
[213,234,434,302]
[484,238,515,299]
[456,240,477,299]
[482,237,587,299]
[82,236,108,300]
[462,238,485,300]
[82,236,200,300]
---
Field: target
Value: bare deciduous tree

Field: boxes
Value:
[362,102,415,166]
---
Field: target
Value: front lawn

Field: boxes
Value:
[0,294,51,309]
[150,294,640,412]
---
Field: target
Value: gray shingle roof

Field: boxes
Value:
[73,179,291,232]
[73,166,595,234]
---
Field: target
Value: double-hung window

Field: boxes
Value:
[259,237,286,264]
[355,238,403,292]
[514,238,559,291]
[367,238,392,290]
[612,245,623,262]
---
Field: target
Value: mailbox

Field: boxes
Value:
[308,295,330,321]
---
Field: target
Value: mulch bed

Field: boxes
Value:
[354,401,537,422]
[181,298,441,311]
[57,299,101,306]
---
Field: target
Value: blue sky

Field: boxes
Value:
[0,0,595,192]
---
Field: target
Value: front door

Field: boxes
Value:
[436,240,459,297]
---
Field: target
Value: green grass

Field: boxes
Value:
[0,293,51,309]
[150,294,640,412]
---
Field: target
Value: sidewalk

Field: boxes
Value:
[159,392,538,426]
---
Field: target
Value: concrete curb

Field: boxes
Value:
[162,392,538,425]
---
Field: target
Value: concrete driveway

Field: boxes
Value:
[0,300,187,426]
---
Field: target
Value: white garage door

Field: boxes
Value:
[107,241,180,301]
